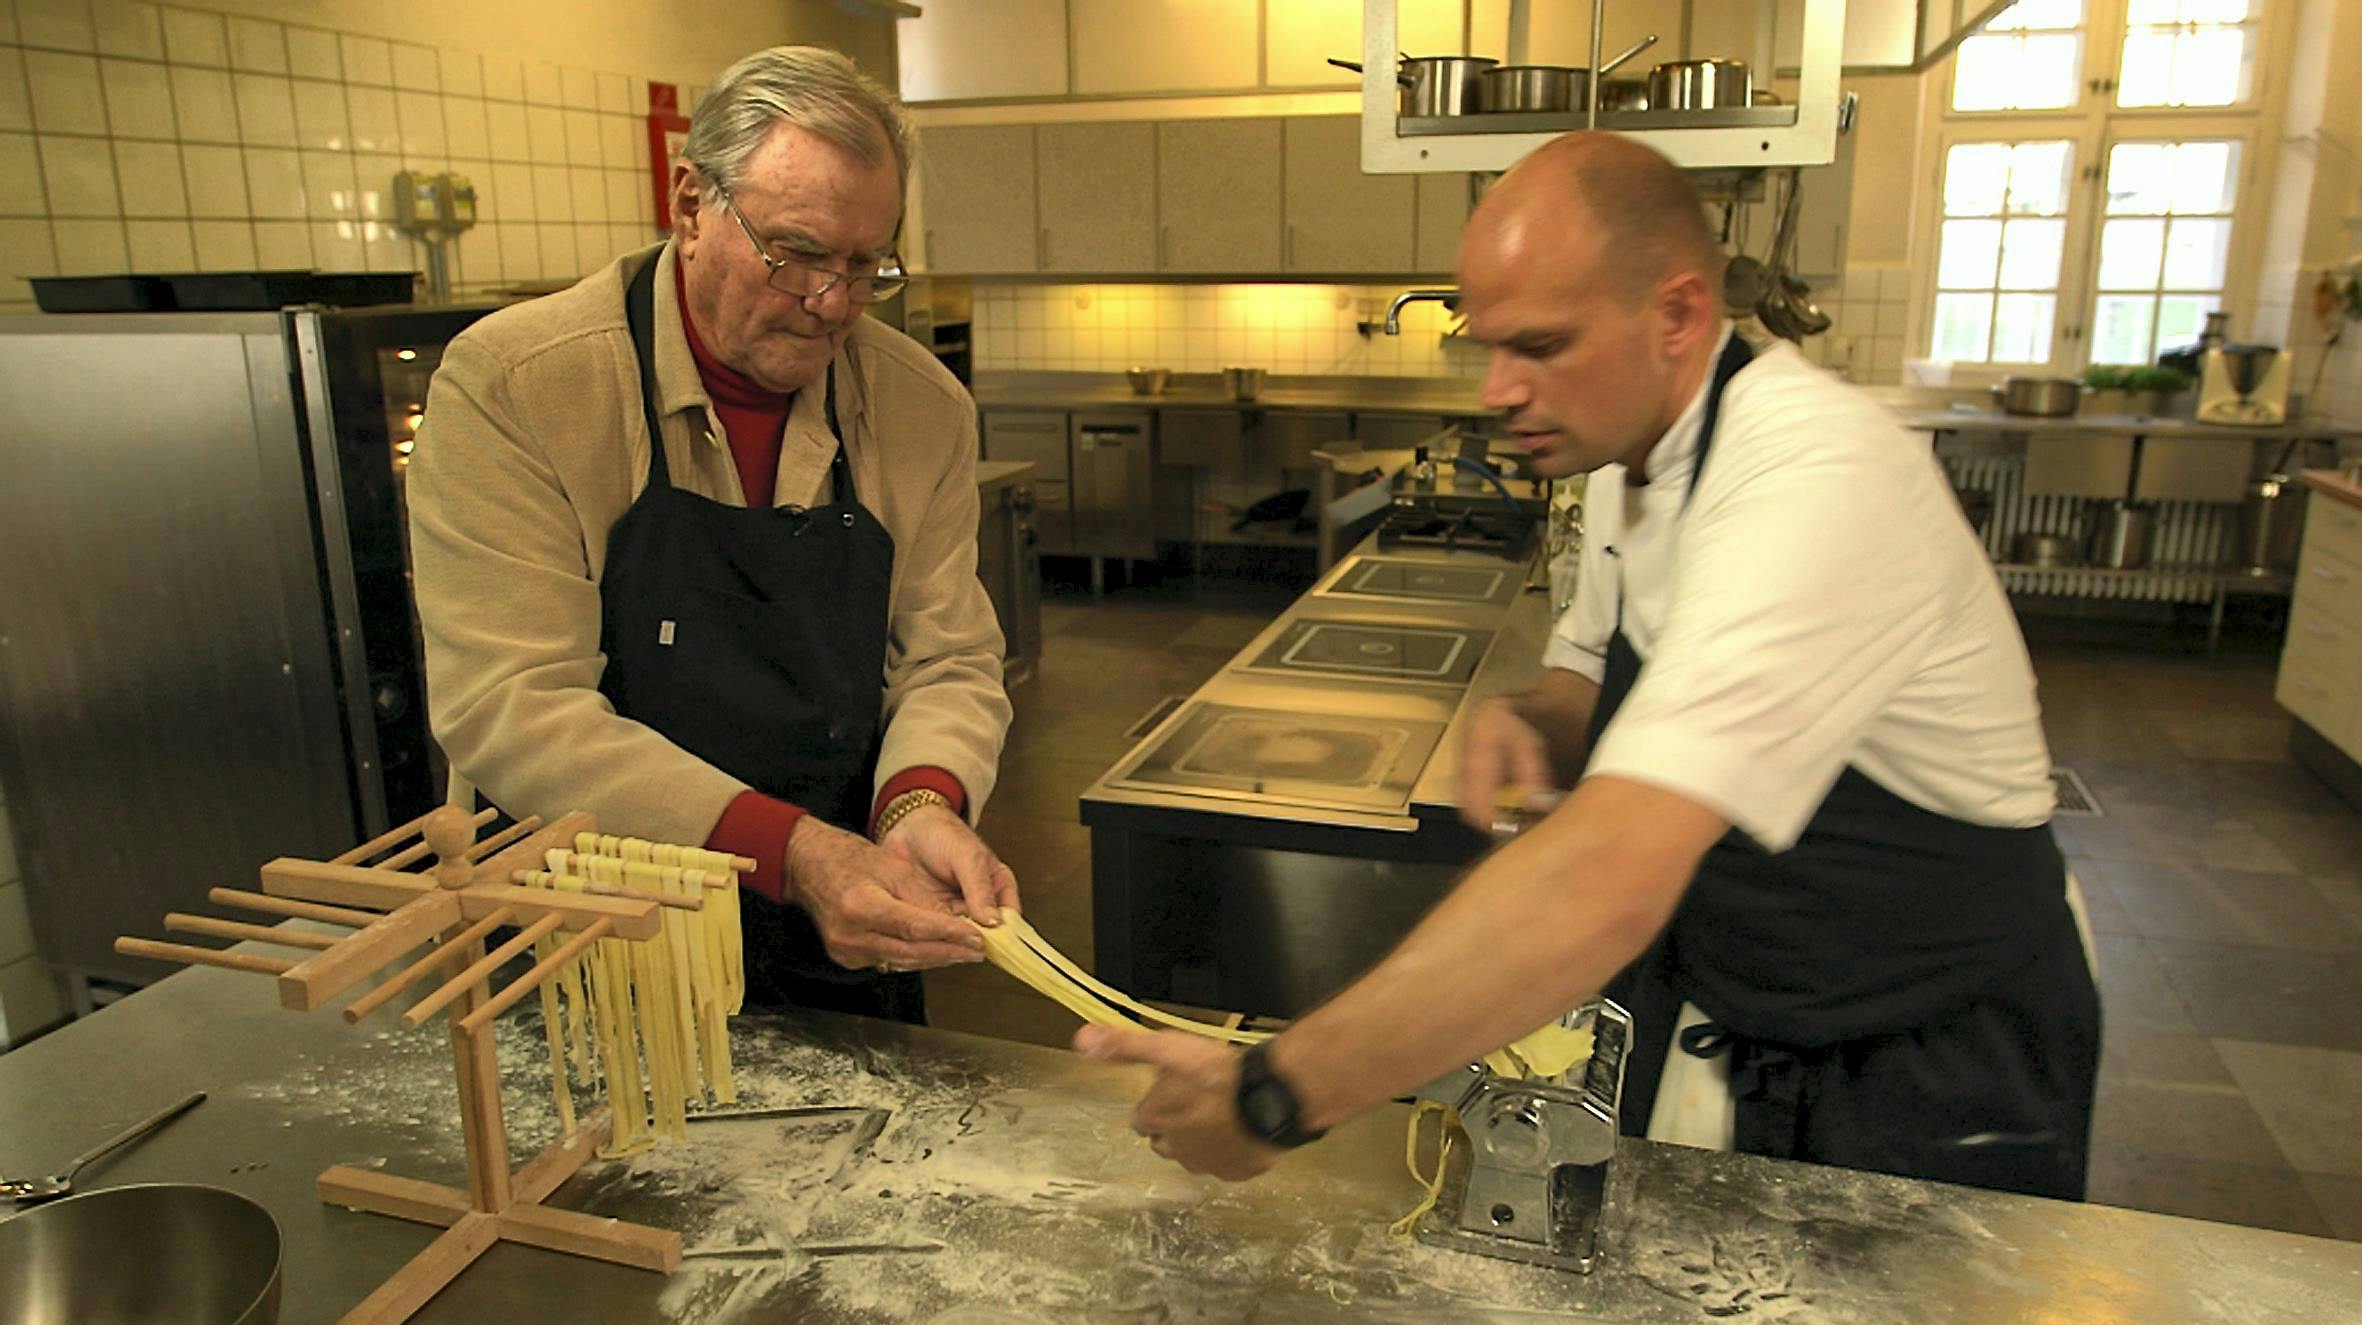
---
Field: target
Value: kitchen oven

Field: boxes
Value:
[0,302,495,1001]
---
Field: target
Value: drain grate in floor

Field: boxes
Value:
[1124,695,1188,742]
[2051,767,2103,818]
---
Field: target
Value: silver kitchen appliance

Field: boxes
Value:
[1412,1000,1632,1274]
[975,474,1044,684]
[2195,344,2293,425]
[1107,701,1446,816]
[1318,555,1520,606]
[1239,619,1492,687]
[0,302,496,1006]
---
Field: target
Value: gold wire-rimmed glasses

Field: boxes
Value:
[707,178,908,304]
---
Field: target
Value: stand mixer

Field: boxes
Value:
[2196,343,2293,425]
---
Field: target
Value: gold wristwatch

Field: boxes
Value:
[873,788,951,840]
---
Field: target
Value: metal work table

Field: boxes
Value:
[973,372,1489,417]
[5,955,2360,1323]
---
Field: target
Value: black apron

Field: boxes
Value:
[1591,334,2099,1200]
[597,252,924,1024]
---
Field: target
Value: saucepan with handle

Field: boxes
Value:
[1477,35,1658,114]
[1327,55,1498,116]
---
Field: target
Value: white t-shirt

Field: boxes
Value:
[1541,332,2055,852]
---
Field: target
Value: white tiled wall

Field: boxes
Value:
[2257,265,2362,434]
[0,0,700,311]
[969,262,1917,386]
[972,282,1487,378]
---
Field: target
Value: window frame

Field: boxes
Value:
[1912,0,2294,383]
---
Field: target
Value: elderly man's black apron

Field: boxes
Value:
[594,252,924,1024]
[1592,334,2099,1200]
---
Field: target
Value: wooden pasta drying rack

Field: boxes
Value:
[115,804,747,1325]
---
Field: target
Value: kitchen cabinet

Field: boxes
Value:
[1414,172,1475,275]
[1037,123,1158,274]
[895,0,1069,102]
[1155,119,1284,274]
[1260,409,1353,470]
[983,410,1070,551]
[2277,494,2362,759]
[918,124,1038,275]
[1071,412,1157,560]
[1283,117,1416,274]
[1158,408,1244,469]
[1354,412,1453,449]
[1071,0,1258,96]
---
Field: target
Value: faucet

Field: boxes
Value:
[1383,289,1459,335]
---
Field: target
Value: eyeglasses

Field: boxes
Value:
[708,180,908,304]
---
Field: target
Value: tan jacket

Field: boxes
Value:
[407,241,1009,847]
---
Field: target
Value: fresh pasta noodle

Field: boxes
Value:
[516,835,748,1158]
[962,904,1596,1237]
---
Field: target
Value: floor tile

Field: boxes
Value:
[2097,1028,2236,1088]
[2090,934,2197,1033]
[2089,859,2362,950]
[2212,1040,2362,1178]
[2147,939,2362,1051]
[2089,1076,2290,1167]
[2300,1172,2362,1241]
[2086,1149,2333,1238]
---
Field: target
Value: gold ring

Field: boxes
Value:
[875,960,896,975]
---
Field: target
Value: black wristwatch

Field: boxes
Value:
[1235,1040,1326,1149]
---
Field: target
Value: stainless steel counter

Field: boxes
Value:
[975,459,1036,491]
[5,954,2359,1323]
[1896,405,2359,440]
[974,372,1489,416]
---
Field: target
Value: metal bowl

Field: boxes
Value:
[2012,531,2081,568]
[0,1183,282,1325]
[1125,366,1170,396]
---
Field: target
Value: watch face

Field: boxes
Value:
[1240,1078,1292,1141]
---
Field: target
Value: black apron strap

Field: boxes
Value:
[622,253,674,493]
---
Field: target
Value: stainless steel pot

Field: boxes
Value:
[1478,36,1655,113]
[1992,376,2083,417]
[2085,500,2153,570]
[1648,58,1751,110]
[1600,76,1650,110]
[1328,55,1496,116]
[2012,531,2081,568]
[0,1183,283,1325]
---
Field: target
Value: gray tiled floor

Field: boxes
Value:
[928,577,2362,1243]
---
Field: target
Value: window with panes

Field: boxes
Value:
[1924,0,2266,372]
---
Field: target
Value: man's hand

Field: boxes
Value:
[1074,1025,1283,1182]
[783,818,987,971]
[1456,697,1558,831]
[878,803,1021,924]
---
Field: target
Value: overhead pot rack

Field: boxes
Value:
[1354,0,1855,174]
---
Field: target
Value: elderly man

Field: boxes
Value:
[408,46,1015,1024]
[1082,133,2099,1202]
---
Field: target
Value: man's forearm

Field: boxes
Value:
[1267,774,1725,1132]
[1513,667,1604,788]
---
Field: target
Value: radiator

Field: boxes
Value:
[1942,453,2234,604]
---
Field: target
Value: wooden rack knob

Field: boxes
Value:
[422,805,479,889]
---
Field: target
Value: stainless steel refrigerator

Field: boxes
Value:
[0,301,497,1006]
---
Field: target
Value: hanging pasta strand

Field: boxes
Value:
[521,869,578,1138]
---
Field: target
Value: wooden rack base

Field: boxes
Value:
[320,1106,679,1325]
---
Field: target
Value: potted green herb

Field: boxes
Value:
[2125,365,2194,417]
[2082,365,2133,416]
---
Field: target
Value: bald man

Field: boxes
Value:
[1079,134,2099,1203]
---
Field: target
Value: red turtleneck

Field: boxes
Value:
[677,267,968,902]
